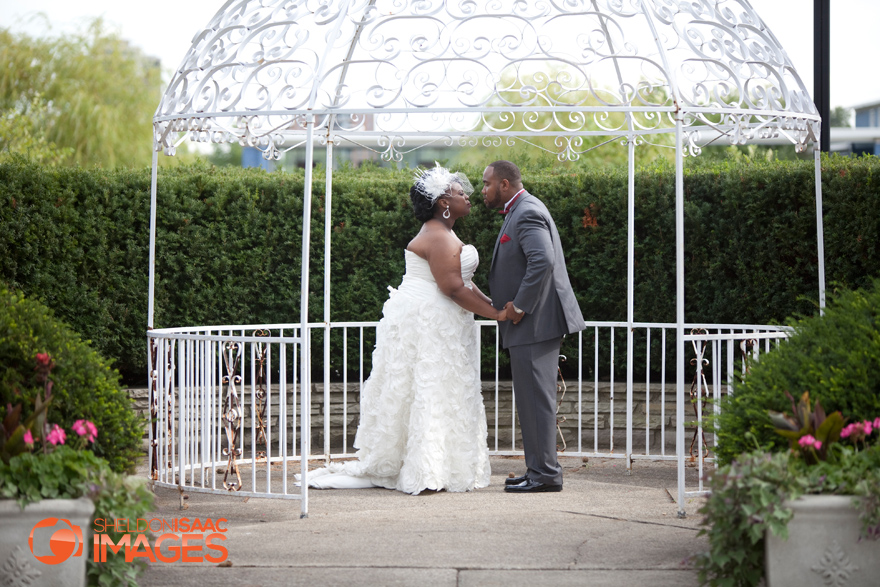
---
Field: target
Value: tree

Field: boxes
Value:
[454,65,676,169]
[829,106,853,128]
[0,18,164,168]
[0,95,73,165]
[205,143,245,167]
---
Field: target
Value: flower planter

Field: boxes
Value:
[0,498,94,587]
[765,495,878,587]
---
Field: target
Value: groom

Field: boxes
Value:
[482,160,585,493]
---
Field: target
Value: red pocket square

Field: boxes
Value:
[500,234,511,244]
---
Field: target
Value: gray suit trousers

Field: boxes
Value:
[509,337,563,485]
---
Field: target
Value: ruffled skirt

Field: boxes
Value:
[312,274,491,494]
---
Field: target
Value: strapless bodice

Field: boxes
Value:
[403,244,478,287]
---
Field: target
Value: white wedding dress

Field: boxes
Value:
[305,244,491,494]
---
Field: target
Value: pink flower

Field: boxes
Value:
[798,435,817,448]
[72,419,98,443]
[35,353,51,367]
[798,435,822,450]
[23,430,34,446]
[841,421,873,443]
[874,417,880,431]
[46,424,66,446]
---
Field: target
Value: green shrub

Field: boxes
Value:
[0,287,142,472]
[714,279,880,465]
[0,445,154,587]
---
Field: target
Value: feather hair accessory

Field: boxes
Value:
[413,162,474,203]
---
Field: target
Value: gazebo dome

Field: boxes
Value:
[153,0,820,161]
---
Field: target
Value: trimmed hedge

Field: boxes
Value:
[1,155,879,383]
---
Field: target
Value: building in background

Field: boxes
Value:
[852,100,880,156]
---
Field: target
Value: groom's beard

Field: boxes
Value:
[482,190,503,210]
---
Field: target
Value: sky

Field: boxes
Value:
[1,0,878,112]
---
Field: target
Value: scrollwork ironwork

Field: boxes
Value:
[149,338,175,480]
[221,341,243,491]
[556,354,568,453]
[688,329,711,461]
[253,330,270,461]
[149,338,159,480]
[154,0,820,161]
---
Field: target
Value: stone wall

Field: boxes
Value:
[129,381,715,457]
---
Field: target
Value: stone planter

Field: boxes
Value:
[0,498,94,587]
[765,495,878,587]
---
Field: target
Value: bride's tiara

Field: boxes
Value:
[413,162,474,203]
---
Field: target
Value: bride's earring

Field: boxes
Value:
[443,205,451,219]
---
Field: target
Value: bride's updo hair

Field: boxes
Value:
[410,184,436,222]
[410,162,474,223]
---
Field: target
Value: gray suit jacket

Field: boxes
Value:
[488,191,585,349]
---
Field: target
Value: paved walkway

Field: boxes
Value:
[137,456,708,587]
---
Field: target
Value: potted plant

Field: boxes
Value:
[694,393,880,586]
[693,280,880,587]
[764,393,879,586]
[0,290,153,587]
[1,353,98,587]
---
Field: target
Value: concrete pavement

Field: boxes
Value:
[137,455,708,586]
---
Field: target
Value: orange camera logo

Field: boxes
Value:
[29,518,85,565]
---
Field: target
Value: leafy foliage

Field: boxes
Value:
[769,391,845,463]
[0,288,141,472]
[0,381,51,464]
[714,279,880,464]
[0,101,73,166]
[0,446,154,587]
[695,450,800,587]
[695,442,880,587]
[0,18,162,168]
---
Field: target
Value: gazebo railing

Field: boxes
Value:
[147,326,305,502]
[147,320,791,514]
[677,327,791,512]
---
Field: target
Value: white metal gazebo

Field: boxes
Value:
[147,0,825,518]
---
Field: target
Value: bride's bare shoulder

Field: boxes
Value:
[407,220,460,258]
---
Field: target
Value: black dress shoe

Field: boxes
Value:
[504,474,529,486]
[504,479,563,493]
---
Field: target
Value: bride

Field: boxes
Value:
[305,164,508,494]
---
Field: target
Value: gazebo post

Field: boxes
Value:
[147,149,159,480]
[814,147,826,312]
[675,117,687,518]
[323,136,334,461]
[148,150,158,329]
[625,134,635,474]
[299,113,317,518]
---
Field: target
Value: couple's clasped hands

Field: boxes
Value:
[496,301,524,324]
